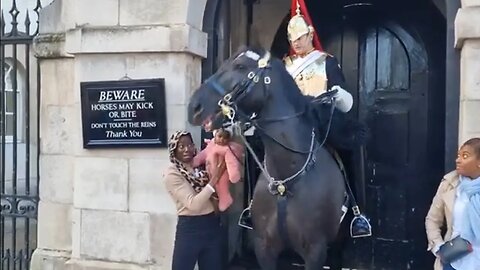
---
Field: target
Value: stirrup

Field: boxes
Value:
[350,206,372,238]
[238,202,253,230]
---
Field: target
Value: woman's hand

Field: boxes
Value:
[209,154,226,186]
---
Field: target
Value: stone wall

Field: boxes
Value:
[230,0,289,50]
[31,0,207,269]
[455,0,480,143]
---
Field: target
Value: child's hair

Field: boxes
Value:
[463,137,480,158]
[214,128,231,139]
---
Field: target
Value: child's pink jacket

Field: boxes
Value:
[193,140,244,211]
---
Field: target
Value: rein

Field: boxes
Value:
[242,100,335,195]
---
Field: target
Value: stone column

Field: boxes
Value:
[31,0,207,269]
[455,1,480,143]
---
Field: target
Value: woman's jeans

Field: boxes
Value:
[172,212,222,270]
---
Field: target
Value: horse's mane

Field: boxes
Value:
[234,46,311,111]
[271,58,312,110]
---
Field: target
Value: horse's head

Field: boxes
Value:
[188,46,274,130]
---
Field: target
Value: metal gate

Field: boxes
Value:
[1,0,43,269]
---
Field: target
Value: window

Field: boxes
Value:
[1,60,24,142]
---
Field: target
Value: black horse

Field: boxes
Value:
[188,46,364,270]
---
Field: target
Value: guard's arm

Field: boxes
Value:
[326,56,353,113]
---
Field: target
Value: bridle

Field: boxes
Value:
[205,50,272,123]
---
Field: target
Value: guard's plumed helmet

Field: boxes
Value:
[287,4,314,42]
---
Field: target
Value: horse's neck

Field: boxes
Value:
[256,61,316,180]
[259,104,313,181]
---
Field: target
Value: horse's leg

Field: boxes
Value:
[326,215,349,270]
[253,236,280,270]
[303,241,328,270]
[327,234,346,270]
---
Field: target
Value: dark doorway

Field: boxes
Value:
[202,0,448,269]
[271,0,446,269]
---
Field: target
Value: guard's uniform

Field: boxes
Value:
[281,0,372,238]
[284,51,353,113]
[286,52,347,94]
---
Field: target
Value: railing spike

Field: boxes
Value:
[33,0,43,35]
[25,10,31,36]
[34,0,43,13]
[9,0,19,36]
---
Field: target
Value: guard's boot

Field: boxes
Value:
[326,146,372,238]
[350,205,372,238]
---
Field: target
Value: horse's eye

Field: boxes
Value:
[235,64,247,70]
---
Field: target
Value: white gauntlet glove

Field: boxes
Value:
[331,85,353,113]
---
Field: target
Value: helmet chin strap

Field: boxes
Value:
[297,47,315,58]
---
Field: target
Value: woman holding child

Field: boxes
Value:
[163,130,225,270]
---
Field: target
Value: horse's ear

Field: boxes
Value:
[249,25,262,50]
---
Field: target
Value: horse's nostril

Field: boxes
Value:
[194,103,202,113]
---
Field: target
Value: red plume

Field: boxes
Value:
[289,0,323,55]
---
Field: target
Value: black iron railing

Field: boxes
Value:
[1,0,42,269]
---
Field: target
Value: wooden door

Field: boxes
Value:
[268,1,446,268]
[313,4,446,269]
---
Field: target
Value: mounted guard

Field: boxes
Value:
[284,1,353,114]
[282,0,372,238]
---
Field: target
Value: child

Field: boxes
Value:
[193,128,244,211]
